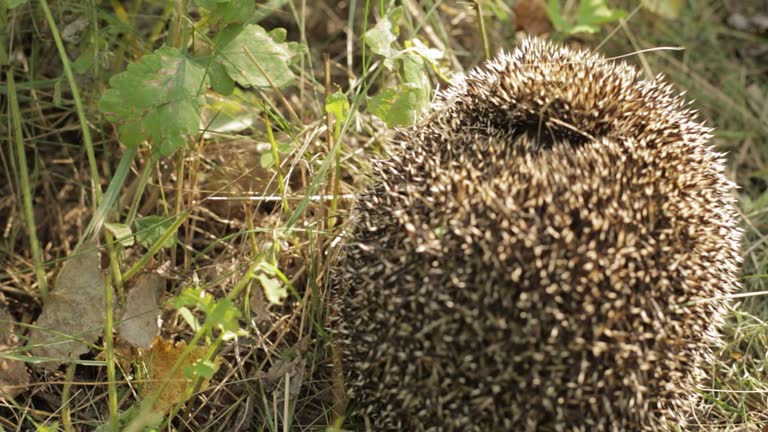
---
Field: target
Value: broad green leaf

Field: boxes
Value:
[641,0,683,19]
[364,6,403,61]
[409,38,445,65]
[403,40,450,84]
[207,298,241,332]
[325,90,350,140]
[207,61,235,95]
[325,91,350,124]
[401,52,430,105]
[184,359,219,380]
[201,90,259,135]
[547,0,626,34]
[368,83,426,127]
[574,0,627,33]
[257,273,287,304]
[135,215,178,249]
[98,47,209,156]
[104,222,134,247]
[259,142,291,168]
[194,0,255,23]
[72,49,94,74]
[173,287,212,311]
[546,0,570,32]
[216,24,301,89]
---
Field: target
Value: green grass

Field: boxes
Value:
[0,0,766,430]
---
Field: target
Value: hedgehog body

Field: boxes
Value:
[335,39,741,431]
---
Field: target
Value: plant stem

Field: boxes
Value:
[39,0,102,208]
[473,0,491,61]
[7,71,49,302]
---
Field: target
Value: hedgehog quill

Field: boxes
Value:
[334,38,742,431]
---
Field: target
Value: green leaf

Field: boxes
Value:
[408,38,445,66]
[325,91,350,124]
[325,91,351,139]
[546,0,570,32]
[207,298,241,332]
[364,6,403,61]
[641,0,683,20]
[177,306,201,331]
[257,273,287,305]
[184,359,219,380]
[207,61,235,95]
[135,215,179,249]
[259,142,291,168]
[173,287,213,311]
[72,48,94,75]
[98,47,209,156]
[94,405,161,432]
[104,222,134,247]
[35,422,59,432]
[194,0,255,23]
[575,0,627,33]
[401,52,430,100]
[216,24,302,89]
[368,83,426,127]
[547,0,626,34]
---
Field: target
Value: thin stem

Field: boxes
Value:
[123,211,190,281]
[473,0,491,61]
[265,114,290,217]
[7,71,48,302]
[103,266,119,431]
[39,0,102,208]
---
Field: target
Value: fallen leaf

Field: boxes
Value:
[726,13,750,32]
[248,284,270,324]
[262,357,306,399]
[259,336,310,401]
[0,307,29,398]
[141,337,215,413]
[28,240,107,370]
[515,0,553,35]
[753,15,768,32]
[118,274,162,349]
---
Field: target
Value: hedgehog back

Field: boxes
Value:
[335,39,741,432]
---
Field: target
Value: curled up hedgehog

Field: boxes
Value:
[333,38,742,431]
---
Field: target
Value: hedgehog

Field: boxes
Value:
[333,38,742,431]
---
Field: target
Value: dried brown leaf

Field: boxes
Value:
[28,241,107,370]
[118,273,161,349]
[0,308,29,398]
[141,337,211,413]
[515,0,552,35]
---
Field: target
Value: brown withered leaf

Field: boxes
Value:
[117,273,161,349]
[28,240,107,370]
[0,308,29,398]
[140,337,214,413]
[515,0,552,35]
